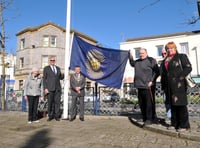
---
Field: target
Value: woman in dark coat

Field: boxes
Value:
[163,41,192,132]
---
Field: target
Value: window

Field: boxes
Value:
[156,45,164,57]
[43,35,57,47]
[19,80,23,90]
[41,55,56,68]
[43,36,49,47]
[134,48,140,59]
[19,57,24,68]
[20,38,25,49]
[180,42,189,54]
[50,36,57,47]
[86,81,91,88]
[42,55,49,68]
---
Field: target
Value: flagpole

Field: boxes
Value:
[63,0,71,119]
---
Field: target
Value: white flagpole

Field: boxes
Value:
[63,0,71,119]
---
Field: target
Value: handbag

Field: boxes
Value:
[185,75,196,88]
[179,59,196,88]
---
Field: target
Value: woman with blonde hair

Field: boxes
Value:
[162,41,192,132]
[24,67,43,123]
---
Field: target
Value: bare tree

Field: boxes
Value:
[138,0,200,25]
[138,0,161,13]
[0,0,13,110]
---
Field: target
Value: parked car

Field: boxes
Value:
[84,95,94,102]
[102,92,120,102]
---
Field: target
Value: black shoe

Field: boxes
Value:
[80,118,84,121]
[55,118,60,121]
[144,120,152,125]
[47,118,53,122]
[69,117,75,122]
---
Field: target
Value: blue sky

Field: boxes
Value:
[3,0,200,53]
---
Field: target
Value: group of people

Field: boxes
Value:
[23,41,192,132]
[23,56,86,123]
[129,41,192,132]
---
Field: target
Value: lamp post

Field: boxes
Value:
[192,47,199,76]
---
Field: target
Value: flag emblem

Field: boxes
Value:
[86,49,105,78]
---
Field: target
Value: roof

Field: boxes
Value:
[16,22,97,43]
[125,30,200,42]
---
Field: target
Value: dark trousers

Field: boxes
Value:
[171,105,190,129]
[70,96,84,119]
[28,96,39,121]
[138,88,155,122]
[47,90,61,119]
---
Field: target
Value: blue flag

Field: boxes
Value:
[69,34,129,88]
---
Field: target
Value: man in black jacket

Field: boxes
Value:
[43,56,64,121]
[129,48,160,125]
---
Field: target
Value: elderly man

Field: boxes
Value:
[129,48,160,125]
[43,56,64,121]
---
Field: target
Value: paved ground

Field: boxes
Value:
[0,111,200,148]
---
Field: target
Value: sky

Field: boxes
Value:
[3,0,200,53]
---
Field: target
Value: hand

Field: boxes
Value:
[76,87,81,93]
[44,89,49,95]
[129,50,134,57]
[39,96,44,101]
[148,81,153,87]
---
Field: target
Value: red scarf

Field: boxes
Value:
[165,54,175,70]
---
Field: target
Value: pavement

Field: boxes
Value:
[0,111,200,148]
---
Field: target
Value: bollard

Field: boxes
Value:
[22,95,26,112]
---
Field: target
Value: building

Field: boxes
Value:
[120,31,200,84]
[15,22,97,90]
[0,53,16,91]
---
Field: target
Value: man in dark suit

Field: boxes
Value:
[69,65,86,121]
[43,56,64,121]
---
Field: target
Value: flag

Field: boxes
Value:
[69,34,129,88]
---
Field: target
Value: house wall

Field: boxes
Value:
[120,32,200,83]
[14,23,97,90]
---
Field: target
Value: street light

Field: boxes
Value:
[192,47,199,76]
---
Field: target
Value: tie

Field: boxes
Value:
[52,66,56,74]
[54,66,57,74]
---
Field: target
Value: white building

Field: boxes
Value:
[0,54,16,91]
[120,30,200,83]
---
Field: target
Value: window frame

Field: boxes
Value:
[134,47,140,59]
[19,57,24,69]
[180,42,189,55]
[20,38,25,49]
[42,35,57,47]
[41,55,56,68]
[156,45,164,57]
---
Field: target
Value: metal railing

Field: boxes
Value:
[1,83,200,119]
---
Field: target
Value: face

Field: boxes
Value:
[50,57,56,65]
[166,46,176,56]
[75,66,81,74]
[139,48,148,60]
[32,69,39,77]
[161,49,167,58]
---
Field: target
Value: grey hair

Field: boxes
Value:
[32,67,39,72]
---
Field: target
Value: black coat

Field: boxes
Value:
[129,56,160,89]
[160,59,170,105]
[43,65,64,91]
[163,53,192,106]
